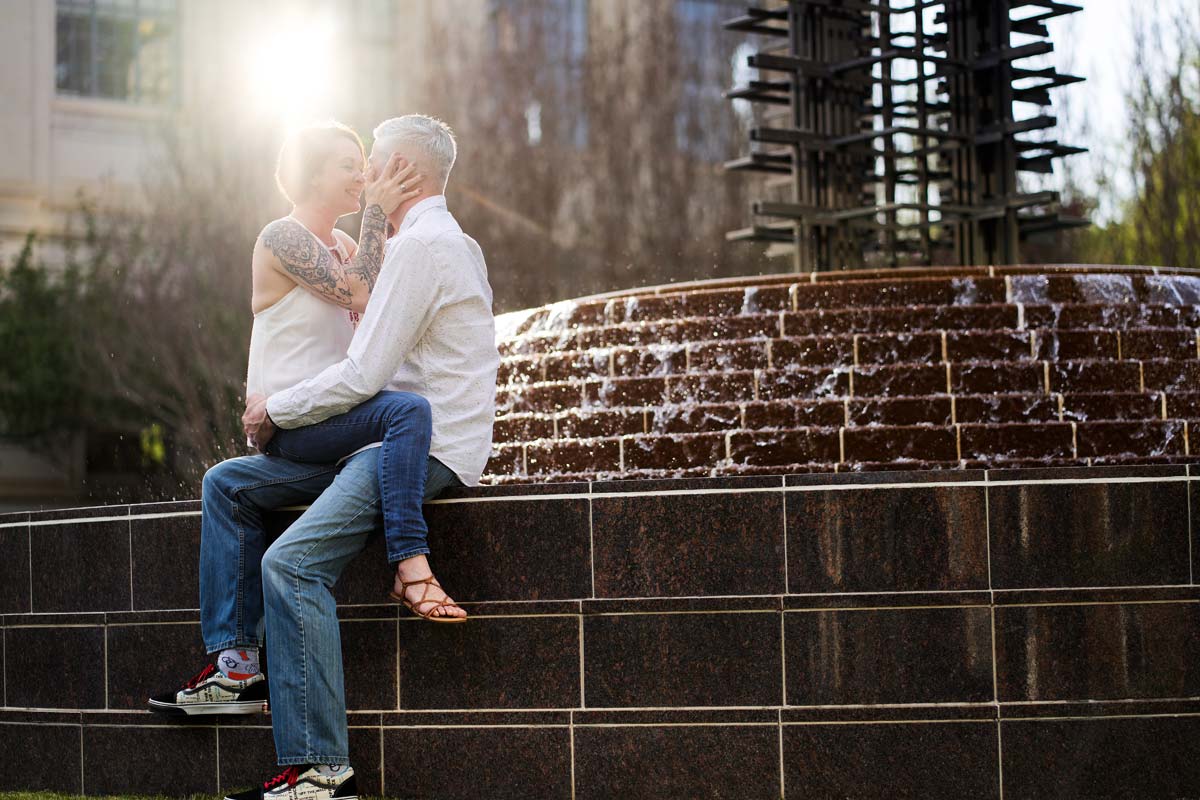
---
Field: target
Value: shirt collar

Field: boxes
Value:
[397,195,447,236]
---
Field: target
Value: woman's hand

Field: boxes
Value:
[363,154,424,215]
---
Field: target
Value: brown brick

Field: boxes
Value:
[559,299,608,327]
[622,433,727,471]
[649,403,742,434]
[783,304,1019,338]
[496,356,543,386]
[1121,329,1197,361]
[669,372,757,404]
[770,336,855,369]
[615,294,685,324]
[946,330,1032,362]
[728,429,841,466]
[482,445,524,477]
[688,341,768,373]
[1165,392,1200,418]
[857,332,942,365]
[959,423,1075,460]
[526,439,620,475]
[841,425,958,462]
[1033,330,1119,360]
[1075,420,1187,458]
[492,414,555,442]
[792,276,1005,309]
[744,285,792,314]
[742,401,796,430]
[854,364,948,397]
[683,289,748,318]
[954,394,1060,424]
[676,316,781,342]
[542,350,611,382]
[501,330,577,356]
[497,381,584,414]
[848,397,953,426]
[743,400,846,429]
[952,362,1044,394]
[757,368,850,401]
[1046,303,1185,329]
[1061,392,1161,422]
[1144,359,1200,391]
[611,346,687,378]
[1050,361,1143,393]
[583,377,668,408]
[557,410,645,439]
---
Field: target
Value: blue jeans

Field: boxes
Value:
[199,449,462,765]
[266,390,433,563]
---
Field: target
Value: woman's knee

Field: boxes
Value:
[202,460,236,500]
[380,391,432,425]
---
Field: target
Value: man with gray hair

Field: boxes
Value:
[158,114,499,800]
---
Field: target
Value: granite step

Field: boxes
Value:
[5,464,1200,797]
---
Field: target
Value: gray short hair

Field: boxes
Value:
[372,115,457,190]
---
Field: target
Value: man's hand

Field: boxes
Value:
[242,393,277,452]
[364,153,424,216]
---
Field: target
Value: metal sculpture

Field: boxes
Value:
[725,0,1086,270]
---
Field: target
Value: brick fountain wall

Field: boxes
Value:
[3,265,1200,798]
[490,265,1200,481]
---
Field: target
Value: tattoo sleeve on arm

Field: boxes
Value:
[261,220,355,307]
[346,204,388,294]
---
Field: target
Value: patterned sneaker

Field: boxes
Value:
[147,661,268,716]
[225,765,357,800]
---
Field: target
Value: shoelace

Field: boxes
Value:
[184,663,216,690]
[263,766,302,791]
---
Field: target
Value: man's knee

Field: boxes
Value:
[261,541,293,587]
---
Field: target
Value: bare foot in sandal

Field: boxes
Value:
[392,554,467,621]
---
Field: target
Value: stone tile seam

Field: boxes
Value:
[26,525,32,614]
[19,699,1199,716]
[8,473,1195,527]
[8,595,1200,625]
[127,517,134,613]
[569,721,576,800]
[16,716,1200,729]
[1190,463,1195,586]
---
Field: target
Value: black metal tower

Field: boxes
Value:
[724,0,1087,271]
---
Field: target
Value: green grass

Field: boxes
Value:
[0,795,391,800]
[0,795,221,800]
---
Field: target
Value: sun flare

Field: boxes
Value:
[243,16,336,128]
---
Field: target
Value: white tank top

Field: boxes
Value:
[245,219,357,398]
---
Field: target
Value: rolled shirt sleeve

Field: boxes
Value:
[266,237,442,428]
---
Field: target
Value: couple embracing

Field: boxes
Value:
[147,114,499,800]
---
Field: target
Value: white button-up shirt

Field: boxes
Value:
[266,196,499,486]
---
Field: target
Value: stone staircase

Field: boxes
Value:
[489,265,1200,482]
[3,461,1200,798]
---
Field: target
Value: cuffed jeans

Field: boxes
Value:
[199,448,461,765]
[266,391,434,564]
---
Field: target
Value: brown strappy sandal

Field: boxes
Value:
[388,576,468,623]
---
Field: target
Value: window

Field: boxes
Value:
[56,0,178,104]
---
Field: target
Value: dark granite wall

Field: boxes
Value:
[1,464,1199,798]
